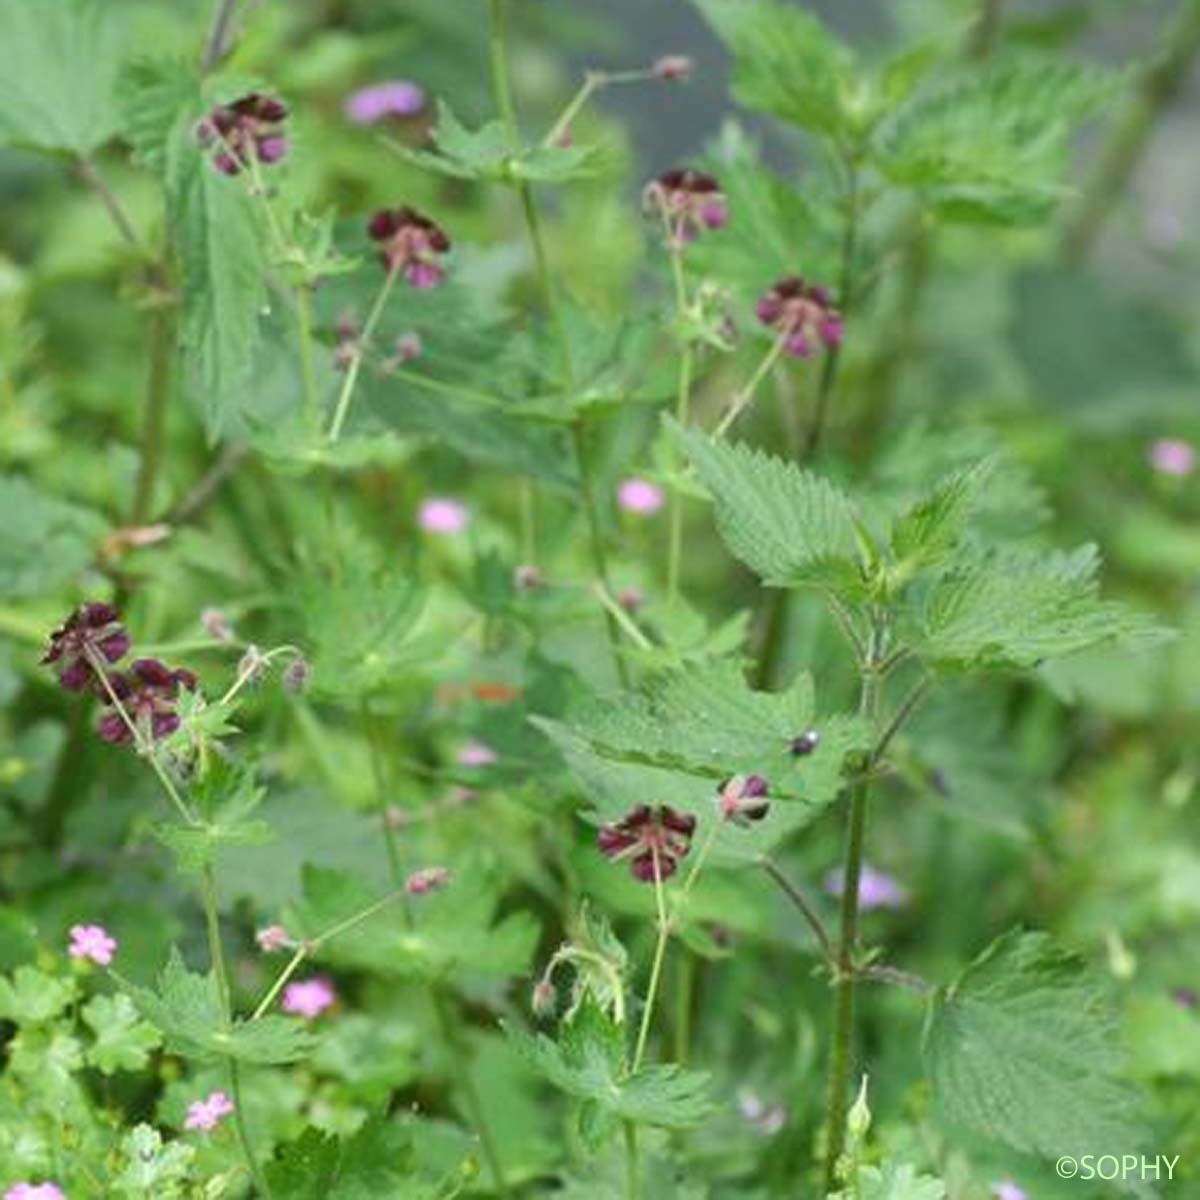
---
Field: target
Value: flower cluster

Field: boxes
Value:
[367,206,451,287]
[43,603,197,747]
[68,923,118,966]
[282,976,337,1019]
[598,804,696,882]
[756,277,844,358]
[184,1090,235,1133]
[196,93,289,175]
[643,167,728,246]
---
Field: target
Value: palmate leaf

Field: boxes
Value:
[111,1125,195,1196]
[924,930,1148,1166]
[81,993,162,1075]
[0,474,105,597]
[0,0,125,155]
[677,424,865,597]
[691,0,854,137]
[908,544,1168,669]
[876,57,1112,225]
[832,1163,946,1200]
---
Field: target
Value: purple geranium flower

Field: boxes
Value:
[345,80,426,124]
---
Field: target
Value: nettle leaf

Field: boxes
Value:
[0,474,106,597]
[166,108,269,439]
[117,57,202,175]
[677,424,865,596]
[112,1124,195,1196]
[888,460,995,580]
[125,947,317,1064]
[924,930,1149,1165]
[908,544,1168,669]
[389,102,596,185]
[0,966,75,1024]
[875,57,1111,225]
[692,0,854,136]
[82,993,162,1074]
[0,0,125,155]
[832,1163,946,1200]
[507,996,712,1132]
[268,1117,425,1199]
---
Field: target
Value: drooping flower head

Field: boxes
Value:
[184,1090,235,1133]
[756,276,843,358]
[642,167,727,246]
[344,80,426,125]
[68,923,117,966]
[406,866,451,895]
[824,863,908,911]
[367,206,451,287]
[717,774,770,826]
[196,93,289,175]
[281,656,311,694]
[96,659,198,745]
[42,602,130,692]
[1149,438,1196,477]
[282,976,336,1019]
[255,924,290,953]
[531,977,557,1017]
[418,497,469,534]
[4,1184,66,1200]
[617,477,665,515]
[598,804,696,883]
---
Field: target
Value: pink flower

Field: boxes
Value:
[653,55,693,81]
[255,925,290,953]
[4,1185,65,1200]
[617,477,665,515]
[406,866,451,895]
[991,1183,1028,1200]
[281,976,336,1019]
[824,864,908,911]
[68,923,117,966]
[345,81,426,124]
[1149,438,1195,477]
[418,497,469,534]
[457,740,497,767]
[183,1090,235,1133]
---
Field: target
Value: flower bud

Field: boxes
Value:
[282,655,311,694]
[847,1074,871,1141]
[531,978,557,1017]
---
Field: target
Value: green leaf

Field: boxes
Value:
[676,424,864,595]
[154,767,273,872]
[111,1124,195,1196]
[224,1015,319,1065]
[0,0,125,155]
[924,930,1149,1164]
[832,1162,947,1200]
[889,460,995,579]
[508,997,711,1131]
[268,1117,428,1199]
[0,474,105,597]
[117,57,202,175]
[876,57,1110,225]
[691,0,854,136]
[0,966,75,1025]
[908,544,1168,669]
[82,993,162,1074]
[166,110,269,439]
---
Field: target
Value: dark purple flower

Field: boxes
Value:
[42,603,130,692]
[344,80,426,125]
[196,93,290,176]
[717,774,770,825]
[756,277,843,358]
[642,167,727,246]
[97,658,198,745]
[367,206,451,287]
[790,729,820,756]
[597,804,696,883]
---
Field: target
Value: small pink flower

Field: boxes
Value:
[991,1183,1028,1200]
[406,866,451,895]
[68,923,117,966]
[255,924,290,953]
[183,1090,235,1133]
[824,864,907,911]
[418,497,469,535]
[1149,438,1195,477]
[281,976,336,1019]
[457,740,497,767]
[345,81,426,125]
[4,1185,66,1200]
[653,55,693,81]
[617,477,665,515]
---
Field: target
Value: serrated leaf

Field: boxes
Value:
[0,966,75,1024]
[154,765,273,872]
[0,474,105,597]
[909,544,1168,668]
[832,1162,946,1200]
[692,0,853,136]
[82,993,162,1074]
[267,1117,426,1199]
[224,1014,319,1065]
[889,459,995,578]
[112,1124,195,1195]
[924,930,1148,1165]
[117,58,202,175]
[677,424,864,595]
[0,0,125,155]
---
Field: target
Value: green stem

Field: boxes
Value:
[822,626,883,1193]
[712,334,787,439]
[1060,0,1200,265]
[327,266,399,440]
[631,850,670,1071]
[201,0,241,72]
[666,343,693,605]
[296,284,320,422]
[967,0,1007,59]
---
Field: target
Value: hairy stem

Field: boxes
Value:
[759,857,834,962]
[327,266,399,441]
[631,850,671,1071]
[1061,0,1200,265]
[201,0,241,72]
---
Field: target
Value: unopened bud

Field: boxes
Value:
[282,655,311,694]
[653,55,693,81]
[201,608,235,644]
[237,644,268,684]
[406,865,450,895]
[255,924,290,952]
[847,1074,871,1141]
[531,978,557,1017]
[514,563,544,590]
